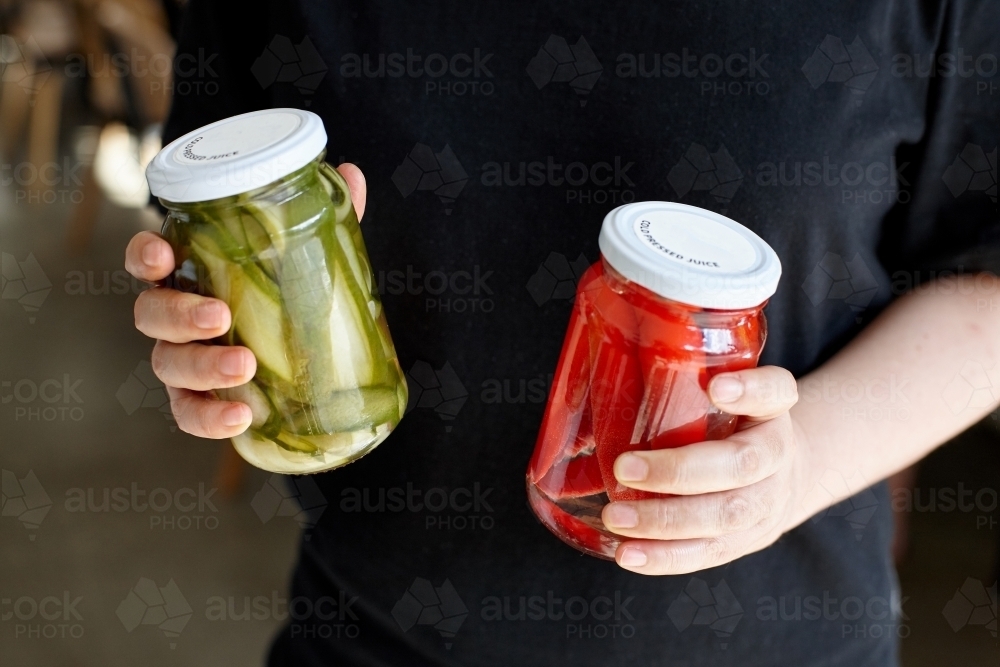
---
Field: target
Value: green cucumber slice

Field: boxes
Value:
[274,430,320,454]
[283,386,399,436]
[188,230,294,383]
[281,236,383,394]
[243,201,288,256]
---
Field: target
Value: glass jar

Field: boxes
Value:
[526,202,781,559]
[147,109,407,474]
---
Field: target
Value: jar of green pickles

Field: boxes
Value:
[146,109,407,474]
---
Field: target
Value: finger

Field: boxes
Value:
[602,474,785,541]
[152,341,256,391]
[336,163,367,221]
[614,531,763,575]
[125,231,175,282]
[134,288,231,343]
[167,386,251,439]
[613,415,792,494]
[707,365,798,421]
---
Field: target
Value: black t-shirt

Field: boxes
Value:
[163,1,999,665]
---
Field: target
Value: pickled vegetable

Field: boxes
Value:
[165,159,407,474]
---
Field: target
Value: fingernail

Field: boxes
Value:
[222,404,249,427]
[605,503,638,528]
[619,548,647,567]
[218,349,246,377]
[711,376,744,403]
[616,454,648,482]
[141,242,160,267]
[193,302,222,329]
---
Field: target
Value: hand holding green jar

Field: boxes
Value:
[146,109,407,474]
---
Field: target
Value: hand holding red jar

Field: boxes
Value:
[526,202,782,559]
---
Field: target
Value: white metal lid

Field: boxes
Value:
[598,202,781,310]
[146,108,327,203]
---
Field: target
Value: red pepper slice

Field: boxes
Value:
[586,279,652,502]
[528,266,602,483]
[536,446,604,499]
[630,296,710,451]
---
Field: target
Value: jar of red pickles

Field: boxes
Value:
[526,202,782,559]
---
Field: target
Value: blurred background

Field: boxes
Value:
[0,0,997,665]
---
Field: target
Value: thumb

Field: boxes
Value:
[335,162,368,221]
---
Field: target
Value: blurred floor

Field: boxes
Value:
[1,181,301,665]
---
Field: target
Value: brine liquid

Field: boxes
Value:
[233,422,393,475]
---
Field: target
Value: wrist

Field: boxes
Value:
[784,411,822,533]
